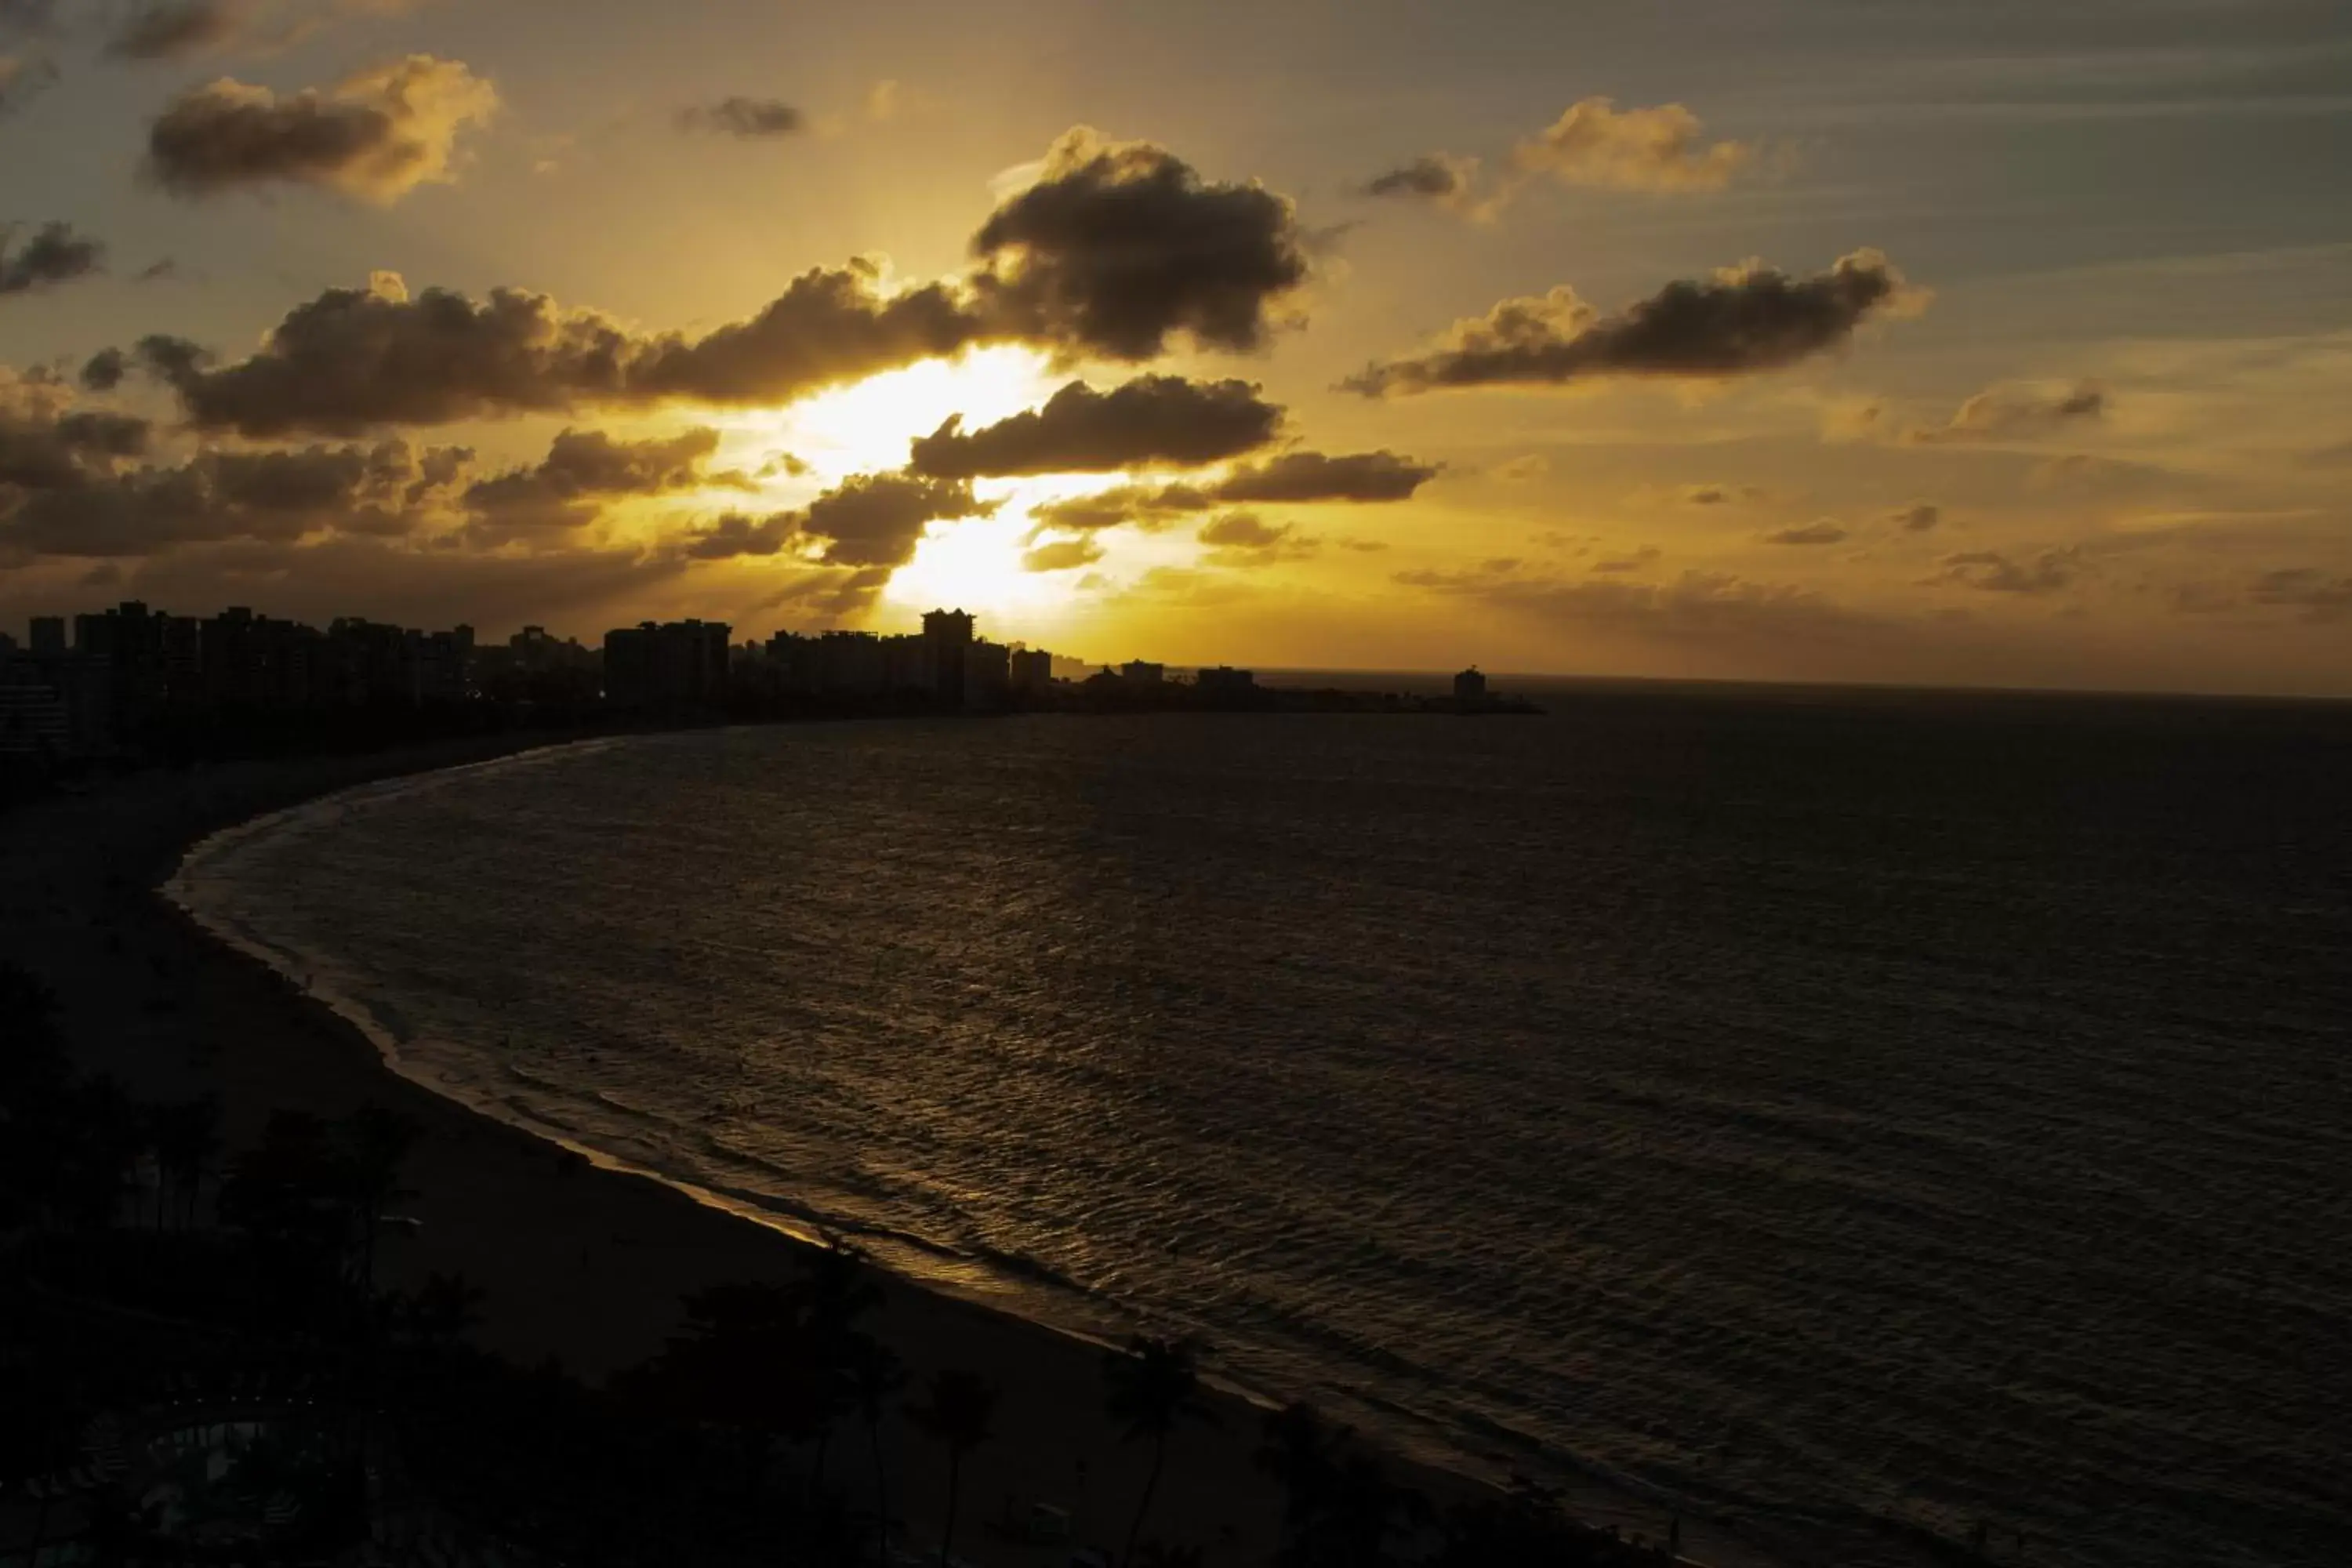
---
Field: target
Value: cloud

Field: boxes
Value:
[1681,482,1766,506]
[1891,503,1941,532]
[1029,481,1214,534]
[1344,250,1920,396]
[1933,547,2085,594]
[677,96,804,138]
[678,510,796,561]
[0,220,103,296]
[800,470,986,566]
[1763,520,1848,545]
[1591,545,1661,573]
[0,50,57,117]
[1907,381,2106,445]
[22,532,690,638]
[1494,454,1549,482]
[107,0,245,60]
[909,376,1283,479]
[1512,98,1754,193]
[145,264,995,436]
[143,54,498,201]
[1021,535,1102,572]
[1,438,458,557]
[0,398,152,491]
[1197,508,1316,565]
[78,349,129,392]
[2247,566,2352,622]
[1397,559,1869,644]
[970,126,1311,361]
[1214,448,1438,503]
[463,426,729,539]
[1359,154,1498,220]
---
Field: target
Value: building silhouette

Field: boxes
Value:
[1454,666,1488,706]
[603,619,730,712]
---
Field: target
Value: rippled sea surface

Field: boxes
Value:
[180,691,2352,1568]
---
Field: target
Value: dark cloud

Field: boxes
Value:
[800,470,987,567]
[677,96,804,137]
[464,426,732,539]
[29,532,690,640]
[626,263,985,405]
[1397,559,1870,645]
[107,0,243,60]
[1892,502,1942,532]
[79,348,129,392]
[1344,250,1920,396]
[1029,481,1214,534]
[0,221,104,296]
[2,439,452,557]
[1214,448,1438,503]
[1021,535,1102,572]
[1907,381,2106,445]
[0,49,57,117]
[0,0,59,41]
[678,510,796,561]
[1591,546,1661,573]
[144,56,498,201]
[1197,509,1316,565]
[1763,520,1848,545]
[971,127,1311,361]
[1363,156,1473,201]
[149,267,996,436]
[909,376,1283,479]
[1933,547,2084,594]
[2248,566,2352,622]
[0,386,151,491]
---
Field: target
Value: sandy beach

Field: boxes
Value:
[0,737,1775,1568]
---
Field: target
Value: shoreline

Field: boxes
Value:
[2,731,1785,1567]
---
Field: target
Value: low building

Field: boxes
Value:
[1196,666,1255,700]
[1120,660,1165,686]
[1008,647,1054,696]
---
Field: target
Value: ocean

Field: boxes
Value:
[172,688,2352,1568]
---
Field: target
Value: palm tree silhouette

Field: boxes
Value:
[906,1367,996,1568]
[1103,1336,1217,1567]
[848,1336,906,1563]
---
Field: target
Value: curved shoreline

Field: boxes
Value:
[4,732,1786,1568]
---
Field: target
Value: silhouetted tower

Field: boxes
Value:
[1454,666,1488,706]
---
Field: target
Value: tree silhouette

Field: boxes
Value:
[1103,1335,1217,1567]
[906,1368,996,1568]
[150,1094,223,1231]
[848,1335,906,1562]
[338,1104,421,1289]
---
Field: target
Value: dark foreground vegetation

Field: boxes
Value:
[2,957,1663,1566]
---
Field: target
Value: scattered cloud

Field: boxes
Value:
[0,220,103,297]
[143,54,498,201]
[1022,535,1103,572]
[463,426,733,539]
[1214,448,1439,504]
[1198,508,1316,565]
[1512,98,1755,193]
[2,437,464,557]
[1763,520,1848,545]
[909,376,1283,479]
[1681,483,1764,506]
[1933,547,2085,594]
[1494,454,1550,482]
[1345,250,1922,396]
[1591,546,1662,573]
[970,126,1311,361]
[677,510,795,561]
[2247,566,2352,622]
[1907,380,2107,445]
[1891,502,1941,532]
[0,50,57,117]
[677,96,804,138]
[800,470,988,566]
[107,0,245,60]
[78,349,129,392]
[1397,559,1871,644]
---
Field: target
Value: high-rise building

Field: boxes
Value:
[1197,666,1256,702]
[1120,659,1165,685]
[603,619,731,711]
[28,617,66,658]
[1008,647,1054,695]
[1454,666,1489,706]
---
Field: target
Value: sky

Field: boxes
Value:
[2,0,2349,694]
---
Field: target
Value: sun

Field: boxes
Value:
[770,347,1062,482]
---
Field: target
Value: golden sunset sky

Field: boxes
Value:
[3,0,2349,692]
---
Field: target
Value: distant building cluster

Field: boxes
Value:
[2,596,1517,776]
